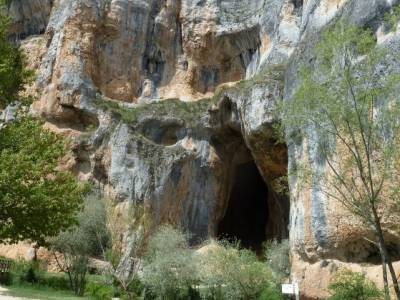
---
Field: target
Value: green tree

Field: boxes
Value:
[264,239,290,284]
[280,20,400,299]
[0,117,86,245]
[51,196,110,296]
[329,270,383,300]
[0,0,85,247]
[0,0,34,108]
[198,240,278,300]
[142,225,199,300]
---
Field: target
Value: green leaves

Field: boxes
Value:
[0,118,86,245]
[329,270,383,300]
[142,226,197,299]
[384,5,400,32]
[0,0,34,108]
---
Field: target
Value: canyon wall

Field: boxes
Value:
[6,0,400,298]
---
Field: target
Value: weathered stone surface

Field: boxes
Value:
[9,0,400,297]
[7,0,52,41]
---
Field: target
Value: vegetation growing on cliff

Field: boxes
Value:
[96,96,210,126]
[0,0,33,108]
[280,19,400,299]
[385,5,400,31]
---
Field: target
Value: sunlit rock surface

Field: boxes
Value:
[5,0,400,298]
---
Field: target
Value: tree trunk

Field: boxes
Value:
[379,242,390,300]
[372,207,400,300]
[380,238,400,300]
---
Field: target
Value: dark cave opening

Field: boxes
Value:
[213,96,289,252]
[217,161,270,251]
[291,0,303,9]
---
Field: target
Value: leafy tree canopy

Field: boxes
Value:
[0,117,87,245]
[0,0,86,246]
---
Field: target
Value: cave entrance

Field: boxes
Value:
[213,96,289,252]
[217,160,270,250]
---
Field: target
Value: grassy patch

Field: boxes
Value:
[95,97,211,125]
[3,284,89,300]
[95,64,286,126]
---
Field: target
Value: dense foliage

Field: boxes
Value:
[328,270,383,300]
[51,196,110,296]
[198,240,282,300]
[0,118,86,245]
[264,239,290,284]
[0,0,33,108]
[142,225,285,300]
[142,225,198,299]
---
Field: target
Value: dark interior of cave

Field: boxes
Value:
[291,0,303,8]
[217,161,270,251]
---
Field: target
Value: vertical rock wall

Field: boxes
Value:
[8,0,400,298]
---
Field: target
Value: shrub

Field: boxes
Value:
[38,273,70,290]
[0,272,12,285]
[385,5,400,31]
[10,260,44,285]
[87,282,115,300]
[258,284,287,300]
[198,240,274,300]
[264,239,290,283]
[328,270,383,300]
[50,195,110,296]
[113,276,145,300]
[142,225,199,299]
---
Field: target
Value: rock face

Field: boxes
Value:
[7,0,52,41]
[9,0,400,298]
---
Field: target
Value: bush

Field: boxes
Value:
[142,225,199,300]
[11,260,44,285]
[0,272,12,285]
[38,273,70,290]
[198,240,274,300]
[113,276,145,300]
[87,282,115,300]
[264,239,290,283]
[258,284,287,300]
[328,270,383,300]
[50,196,110,296]
[10,259,72,290]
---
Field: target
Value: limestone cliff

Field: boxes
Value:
[7,0,400,298]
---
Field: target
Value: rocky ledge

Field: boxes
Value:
[5,0,400,298]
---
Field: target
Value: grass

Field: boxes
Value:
[94,63,287,126]
[3,284,89,299]
[95,96,210,125]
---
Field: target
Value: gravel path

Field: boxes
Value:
[0,286,36,300]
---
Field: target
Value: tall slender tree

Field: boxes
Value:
[280,20,400,299]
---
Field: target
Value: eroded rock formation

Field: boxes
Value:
[6,0,400,298]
